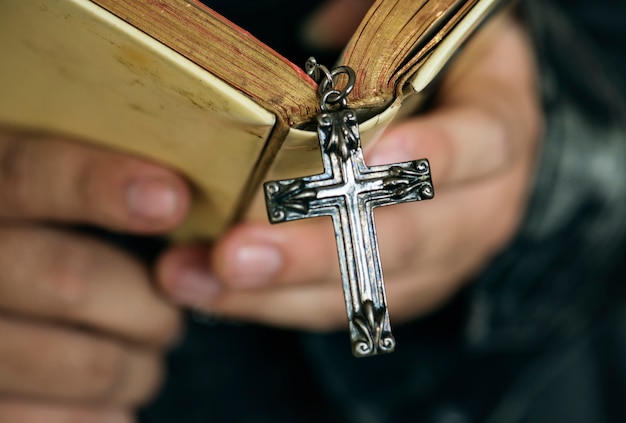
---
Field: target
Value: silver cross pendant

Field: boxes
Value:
[263,59,434,357]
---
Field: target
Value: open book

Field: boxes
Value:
[0,0,504,239]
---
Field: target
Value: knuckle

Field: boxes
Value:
[150,308,183,347]
[40,231,179,348]
[65,336,163,407]
[0,135,33,214]
[74,155,107,218]
[44,236,95,312]
[76,341,128,402]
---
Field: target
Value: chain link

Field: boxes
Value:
[305,57,356,111]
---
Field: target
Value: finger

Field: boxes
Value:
[366,14,540,186]
[158,15,539,305]
[159,149,530,312]
[0,131,190,233]
[366,106,513,186]
[0,400,132,423]
[0,317,162,407]
[373,165,527,274]
[156,196,477,301]
[0,225,181,347]
[187,281,347,332]
[162,245,482,332]
[383,232,500,324]
[157,219,340,296]
[159,154,530,329]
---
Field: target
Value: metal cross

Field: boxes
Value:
[264,108,434,357]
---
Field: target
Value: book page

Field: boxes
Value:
[0,0,276,238]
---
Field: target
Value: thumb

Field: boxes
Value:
[365,104,514,188]
[366,12,540,188]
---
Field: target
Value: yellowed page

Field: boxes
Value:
[0,0,275,238]
[409,0,503,93]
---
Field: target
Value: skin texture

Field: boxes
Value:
[158,11,543,330]
[0,136,189,421]
[0,3,541,421]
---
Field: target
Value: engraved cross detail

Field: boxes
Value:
[264,109,434,357]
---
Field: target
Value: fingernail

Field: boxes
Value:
[127,178,178,221]
[231,244,283,287]
[173,267,221,305]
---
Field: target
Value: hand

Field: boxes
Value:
[157,12,542,330]
[0,132,190,421]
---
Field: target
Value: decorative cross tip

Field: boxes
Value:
[263,59,434,357]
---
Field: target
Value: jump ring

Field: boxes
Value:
[318,66,356,105]
[305,57,334,89]
[320,89,347,111]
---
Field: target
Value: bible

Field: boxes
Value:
[0,0,504,239]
